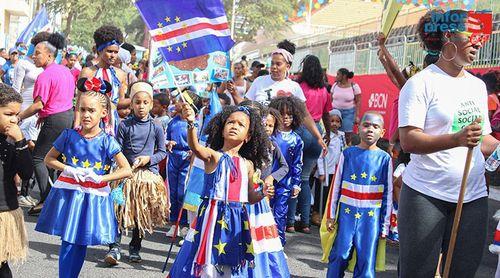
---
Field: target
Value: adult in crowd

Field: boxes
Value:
[17,33,75,214]
[115,47,138,85]
[218,61,250,105]
[65,51,81,83]
[330,68,361,145]
[247,60,265,83]
[77,25,128,135]
[12,32,50,207]
[398,10,499,278]
[0,48,7,68]
[0,48,20,86]
[121,42,137,66]
[288,54,332,233]
[231,40,326,155]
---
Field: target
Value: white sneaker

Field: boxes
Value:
[18,196,32,207]
[166,225,180,237]
[180,227,189,238]
[26,196,38,206]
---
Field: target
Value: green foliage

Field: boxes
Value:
[44,0,145,50]
[223,0,294,43]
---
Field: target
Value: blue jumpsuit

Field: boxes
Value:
[270,130,303,246]
[166,115,191,225]
[326,147,392,278]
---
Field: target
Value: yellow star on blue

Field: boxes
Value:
[368,210,375,217]
[61,154,67,163]
[361,172,367,179]
[176,46,181,53]
[344,207,351,214]
[350,173,357,181]
[370,175,377,182]
[103,165,110,171]
[355,212,362,219]
[175,16,181,22]
[182,41,187,48]
[217,219,229,230]
[157,22,163,28]
[165,16,171,23]
[167,46,173,52]
[82,159,91,168]
[71,156,79,166]
[246,243,254,254]
[214,240,227,255]
[94,162,102,170]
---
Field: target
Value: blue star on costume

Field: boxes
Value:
[326,147,393,278]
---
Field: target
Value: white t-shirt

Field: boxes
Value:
[246,75,306,105]
[398,64,491,203]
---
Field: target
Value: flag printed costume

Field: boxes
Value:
[169,153,253,277]
[326,146,392,278]
[271,131,303,246]
[35,129,121,276]
[167,115,191,226]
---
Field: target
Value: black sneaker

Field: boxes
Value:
[104,247,121,266]
[129,247,142,263]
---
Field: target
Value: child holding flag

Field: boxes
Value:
[326,111,393,278]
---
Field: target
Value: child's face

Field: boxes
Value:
[152,99,165,116]
[358,113,385,146]
[0,102,21,134]
[132,92,153,119]
[282,110,293,129]
[118,106,131,119]
[223,111,250,143]
[265,114,276,136]
[78,95,107,131]
[330,115,341,131]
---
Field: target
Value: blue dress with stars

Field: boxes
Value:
[35,129,122,246]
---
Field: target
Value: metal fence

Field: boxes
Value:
[324,31,500,75]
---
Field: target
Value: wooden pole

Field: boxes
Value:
[442,147,474,278]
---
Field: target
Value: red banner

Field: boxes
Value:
[327,67,499,139]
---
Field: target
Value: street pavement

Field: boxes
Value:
[11,191,500,277]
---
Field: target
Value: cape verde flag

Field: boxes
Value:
[17,6,50,44]
[135,0,234,61]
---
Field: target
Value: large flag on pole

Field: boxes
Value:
[135,0,234,62]
[17,6,50,44]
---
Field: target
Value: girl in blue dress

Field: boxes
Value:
[35,77,132,278]
[169,104,274,278]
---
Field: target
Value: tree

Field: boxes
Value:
[223,0,294,43]
[43,0,145,50]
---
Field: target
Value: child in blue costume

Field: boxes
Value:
[35,78,132,278]
[169,104,274,277]
[326,111,393,278]
[106,81,169,265]
[268,96,304,246]
[247,104,290,278]
[166,99,191,233]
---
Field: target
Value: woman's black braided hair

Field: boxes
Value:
[203,105,271,169]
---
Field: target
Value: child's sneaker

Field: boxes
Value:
[166,225,180,237]
[129,246,142,263]
[104,247,121,266]
[26,196,38,206]
[18,196,32,207]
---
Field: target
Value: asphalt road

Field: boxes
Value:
[10,193,500,277]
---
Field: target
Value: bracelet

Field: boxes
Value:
[187,121,197,129]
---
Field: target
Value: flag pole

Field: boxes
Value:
[230,0,237,39]
[442,147,474,278]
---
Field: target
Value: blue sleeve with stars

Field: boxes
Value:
[53,129,70,154]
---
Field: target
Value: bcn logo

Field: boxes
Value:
[368,93,388,109]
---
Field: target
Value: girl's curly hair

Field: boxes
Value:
[264,107,282,136]
[268,96,306,130]
[204,106,270,169]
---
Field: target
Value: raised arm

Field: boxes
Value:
[378,33,407,89]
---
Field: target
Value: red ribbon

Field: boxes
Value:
[84,77,102,92]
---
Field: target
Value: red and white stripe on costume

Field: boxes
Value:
[247,201,282,254]
[211,157,248,203]
[150,16,230,47]
[52,173,110,196]
[338,181,385,208]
